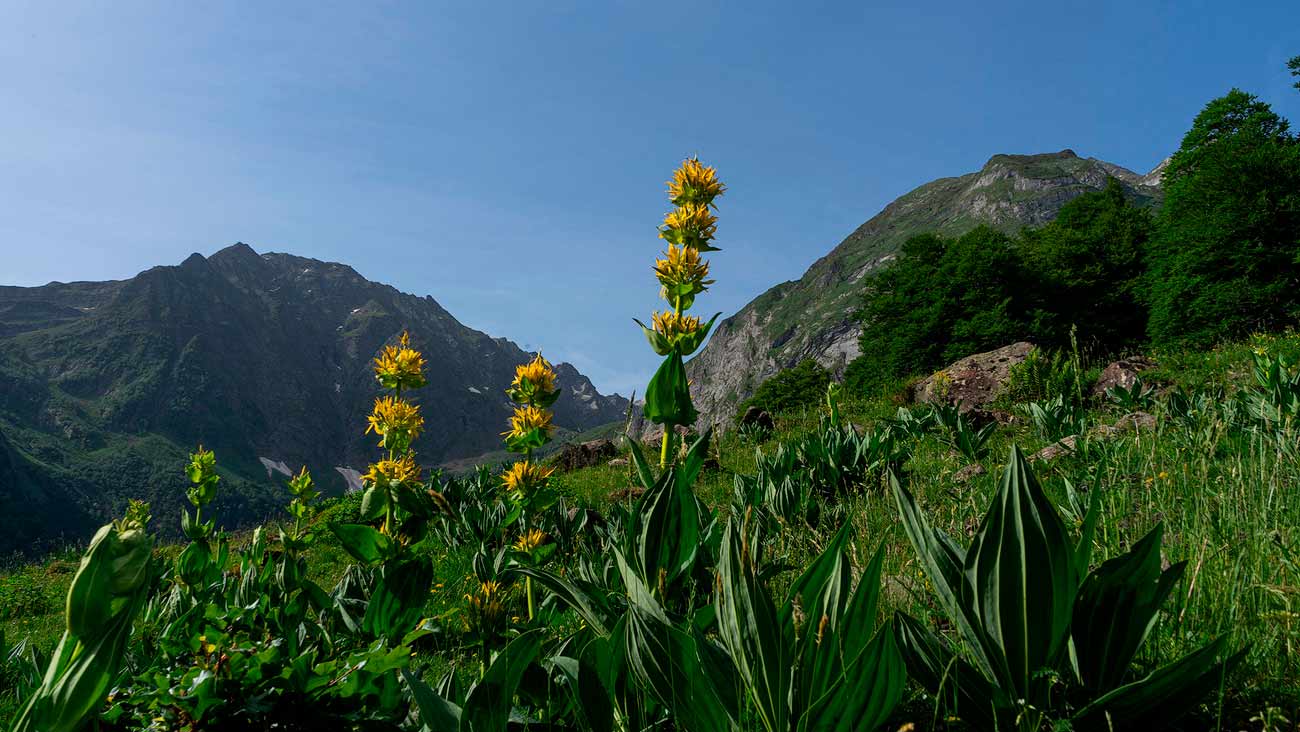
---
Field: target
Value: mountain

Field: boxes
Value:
[0,243,627,553]
[684,150,1165,428]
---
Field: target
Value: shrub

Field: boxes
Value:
[736,359,831,419]
[0,574,50,622]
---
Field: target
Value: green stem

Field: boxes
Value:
[659,426,671,470]
[526,576,535,621]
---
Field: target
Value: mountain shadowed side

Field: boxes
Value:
[0,243,628,554]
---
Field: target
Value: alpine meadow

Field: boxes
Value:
[3,12,1300,732]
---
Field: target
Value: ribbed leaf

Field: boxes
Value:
[677,427,714,490]
[716,519,792,732]
[890,471,996,680]
[462,629,542,732]
[1072,525,1186,693]
[893,612,1004,731]
[512,567,614,637]
[1072,638,1245,731]
[625,597,736,731]
[839,541,886,663]
[402,668,462,731]
[800,622,905,732]
[966,445,1077,698]
[629,465,700,589]
[626,435,657,491]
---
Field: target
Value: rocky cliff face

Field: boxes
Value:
[684,150,1164,430]
[0,243,627,552]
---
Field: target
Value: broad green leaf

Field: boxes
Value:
[965,445,1077,698]
[624,592,735,731]
[626,435,657,491]
[800,622,905,732]
[644,352,697,427]
[677,427,714,491]
[716,519,792,732]
[893,612,1003,731]
[839,541,887,663]
[463,629,542,732]
[403,668,462,731]
[630,466,700,590]
[1072,637,1245,731]
[327,522,393,565]
[1072,525,1186,693]
[511,567,614,636]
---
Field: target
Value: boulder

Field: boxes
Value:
[1031,435,1078,463]
[550,438,618,472]
[913,342,1035,413]
[953,463,986,484]
[1093,356,1156,397]
[1112,411,1157,433]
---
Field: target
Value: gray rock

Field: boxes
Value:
[1093,356,1156,396]
[1112,412,1157,433]
[550,438,619,472]
[953,463,987,483]
[913,342,1036,412]
[1031,435,1078,463]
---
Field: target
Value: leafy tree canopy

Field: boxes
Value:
[1145,89,1300,347]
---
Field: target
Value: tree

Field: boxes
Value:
[1145,90,1300,347]
[1020,177,1153,350]
[737,359,830,418]
[1289,54,1299,92]
[847,227,1032,389]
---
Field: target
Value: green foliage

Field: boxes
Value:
[1146,90,1300,347]
[892,448,1243,730]
[737,359,832,419]
[851,185,1154,390]
[1021,178,1154,348]
[851,227,1031,388]
[998,345,1087,407]
[0,575,50,623]
[11,503,153,732]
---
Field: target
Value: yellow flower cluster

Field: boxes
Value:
[651,310,704,341]
[373,331,427,391]
[513,528,547,553]
[654,243,714,305]
[362,454,421,488]
[502,405,553,442]
[501,460,554,496]
[512,353,557,396]
[465,580,506,636]
[667,157,726,206]
[366,395,424,448]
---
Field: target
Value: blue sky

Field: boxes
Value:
[2,2,1297,396]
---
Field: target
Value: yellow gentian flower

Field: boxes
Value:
[373,331,427,391]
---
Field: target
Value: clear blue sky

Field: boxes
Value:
[2,2,1297,396]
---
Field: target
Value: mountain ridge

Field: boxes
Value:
[0,243,627,553]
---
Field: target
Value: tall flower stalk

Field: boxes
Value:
[361,331,432,541]
[636,157,725,468]
[501,353,559,619]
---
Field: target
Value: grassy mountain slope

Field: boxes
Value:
[685,149,1164,428]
